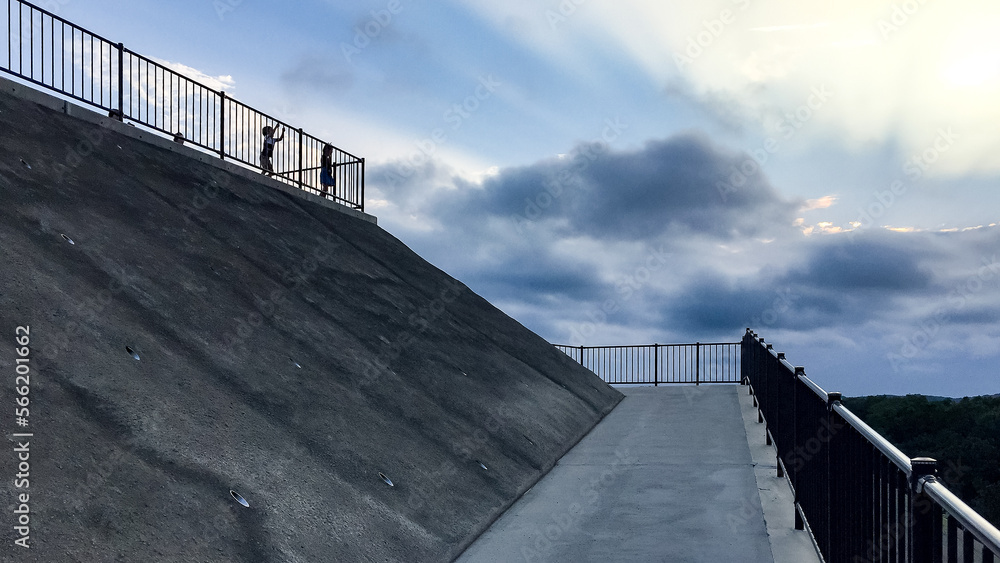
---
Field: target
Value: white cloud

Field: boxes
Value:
[799,195,837,211]
[459,1,1000,176]
[149,57,236,93]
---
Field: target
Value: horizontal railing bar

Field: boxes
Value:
[796,373,829,403]
[273,161,363,176]
[922,479,1000,555]
[9,0,118,46]
[553,342,739,348]
[601,381,738,385]
[832,402,912,474]
[122,48,222,96]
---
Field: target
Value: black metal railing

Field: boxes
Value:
[555,342,740,385]
[743,328,1000,563]
[1,0,364,210]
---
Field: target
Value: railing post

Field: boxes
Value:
[793,366,805,529]
[219,91,226,160]
[116,43,124,120]
[775,352,787,478]
[360,157,366,211]
[742,329,751,387]
[695,342,700,386]
[826,391,842,559]
[653,343,658,387]
[911,457,940,563]
[297,127,304,189]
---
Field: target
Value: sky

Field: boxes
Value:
[48,0,1000,397]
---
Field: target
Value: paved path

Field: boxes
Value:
[458,385,821,563]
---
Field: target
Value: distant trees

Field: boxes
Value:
[843,394,1000,528]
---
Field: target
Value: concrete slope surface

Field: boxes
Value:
[0,86,622,562]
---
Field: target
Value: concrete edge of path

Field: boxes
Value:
[738,384,824,563]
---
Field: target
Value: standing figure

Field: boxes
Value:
[320,143,336,195]
[260,125,284,176]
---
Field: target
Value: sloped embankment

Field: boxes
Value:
[0,84,622,562]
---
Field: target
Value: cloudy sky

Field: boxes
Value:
[58,0,1000,396]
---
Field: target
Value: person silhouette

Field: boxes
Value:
[260,125,284,176]
[320,143,336,195]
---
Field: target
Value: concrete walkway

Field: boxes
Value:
[457,385,822,563]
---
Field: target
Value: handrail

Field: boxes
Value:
[556,341,740,386]
[2,0,365,210]
[923,478,1000,555]
[744,328,1000,563]
[831,402,912,474]
[796,371,828,403]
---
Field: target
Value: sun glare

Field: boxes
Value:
[943,52,1000,87]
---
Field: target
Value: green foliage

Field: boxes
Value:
[842,394,1000,528]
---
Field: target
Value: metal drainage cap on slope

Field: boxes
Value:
[477,461,488,471]
[60,234,75,245]
[230,490,249,508]
[125,346,140,361]
[19,158,31,169]
[290,358,302,369]
[378,472,394,487]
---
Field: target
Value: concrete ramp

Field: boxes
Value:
[457,386,822,563]
[0,83,622,562]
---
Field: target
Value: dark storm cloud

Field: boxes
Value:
[462,253,605,304]
[663,232,943,334]
[407,132,801,241]
[785,236,935,292]
[572,135,796,239]
[368,159,443,207]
